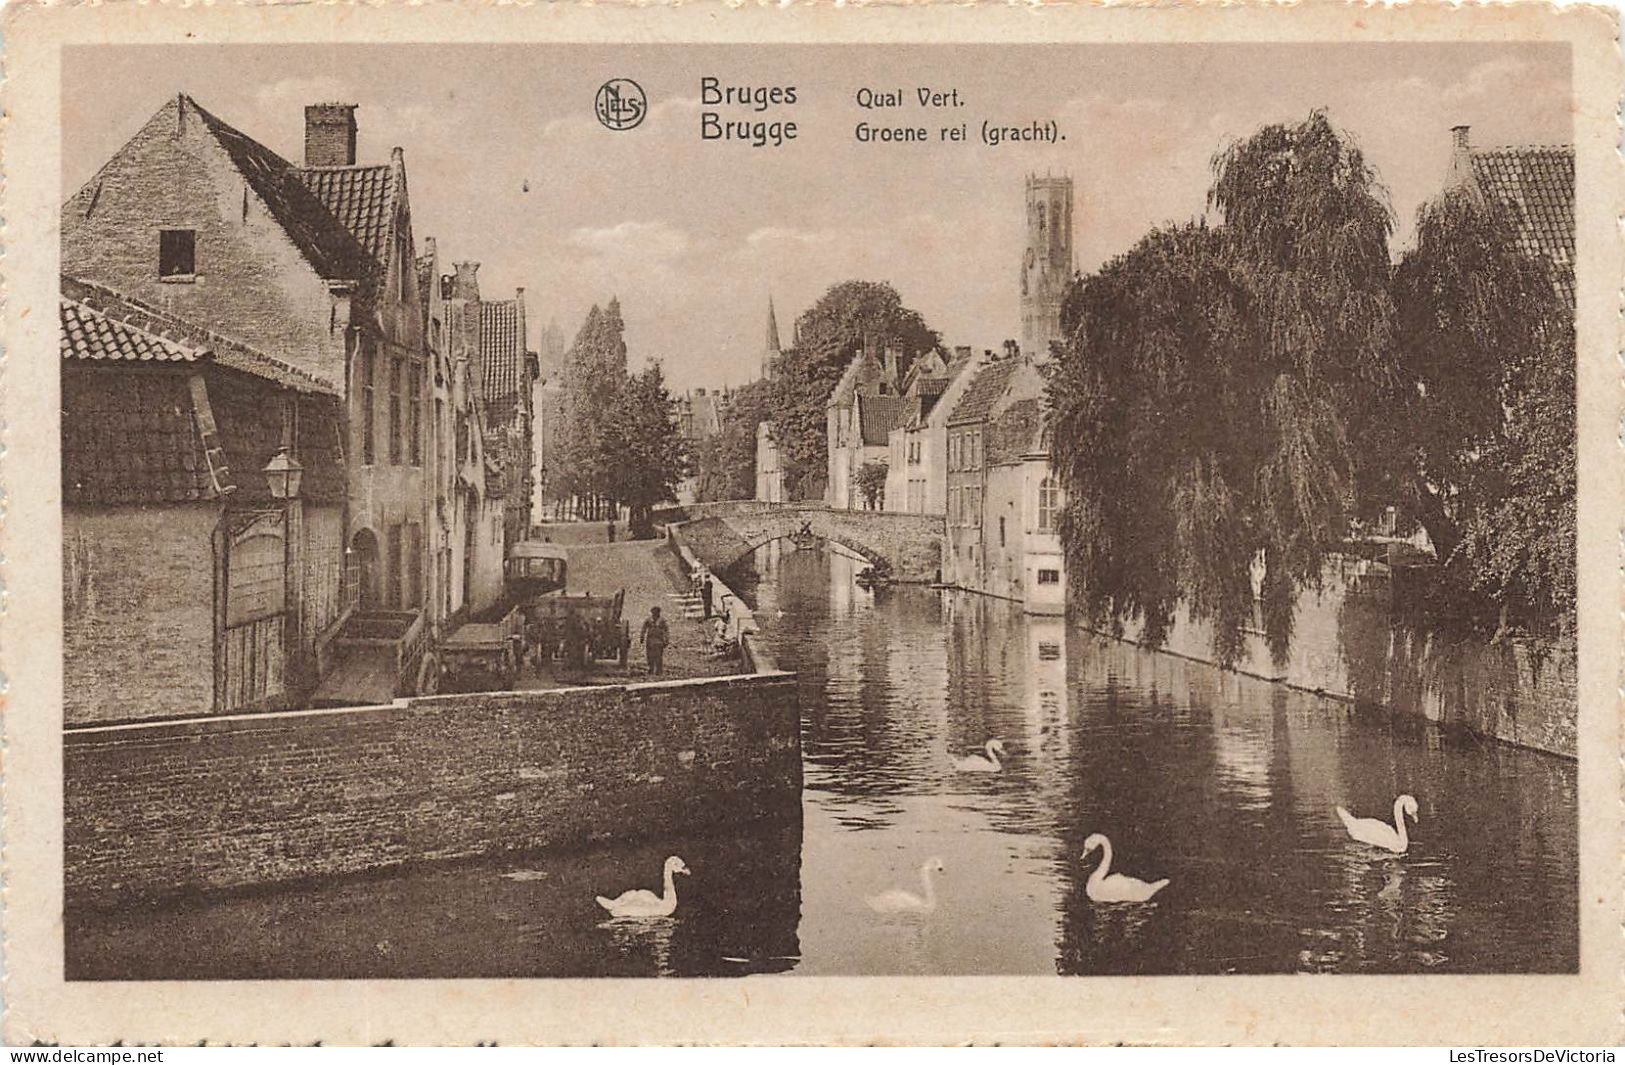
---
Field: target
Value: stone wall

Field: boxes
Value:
[64,671,801,908]
[1120,555,1577,759]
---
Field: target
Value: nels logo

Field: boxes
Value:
[595,78,647,131]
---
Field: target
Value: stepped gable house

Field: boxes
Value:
[419,242,506,623]
[61,277,346,723]
[478,287,540,551]
[61,94,432,714]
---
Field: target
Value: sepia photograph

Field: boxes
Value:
[6,3,1621,1046]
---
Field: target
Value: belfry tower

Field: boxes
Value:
[762,296,783,380]
[1020,174,1075,360]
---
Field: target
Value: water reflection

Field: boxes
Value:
[67,544,1577,978]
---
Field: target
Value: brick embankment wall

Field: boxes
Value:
[64,671,801,908]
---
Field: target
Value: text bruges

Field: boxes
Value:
[700,77,799,148]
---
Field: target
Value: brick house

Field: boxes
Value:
[61,278,346,723]
[942,349,1020,590]
[980,361,1066,614]
[61,94,433,631]
[825,336,902,510]
[1447,124,1574,308]
[884,345,973,515]
[418,242,506,622]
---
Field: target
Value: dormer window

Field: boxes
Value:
[159,229,196,280]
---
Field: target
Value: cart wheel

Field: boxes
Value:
[415,654,440,697]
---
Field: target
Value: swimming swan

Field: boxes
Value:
[1082,833,1170,904]
[1336,794,1419,854]
[866,858,946,914]
[954,739,1006,773]
[595,856,690,918]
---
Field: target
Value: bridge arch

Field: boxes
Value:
[671,502,944,582]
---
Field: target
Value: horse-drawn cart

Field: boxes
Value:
[526,589,631,667]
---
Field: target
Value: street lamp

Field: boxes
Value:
[264,447,304,500]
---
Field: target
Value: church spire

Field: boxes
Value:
[762,296,783,379]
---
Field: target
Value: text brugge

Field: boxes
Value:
[700,77,799,148]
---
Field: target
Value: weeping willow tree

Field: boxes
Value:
[1049,111,1396,667]
[1388,188,1575,633]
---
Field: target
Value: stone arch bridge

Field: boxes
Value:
[665,502,944,582]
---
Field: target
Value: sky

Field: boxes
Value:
[63,43,1571,392]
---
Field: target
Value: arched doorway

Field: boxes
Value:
[348,528,381,611]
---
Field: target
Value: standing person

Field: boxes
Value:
[700,574,714,619]
[641,606,670,676]
[607,518,617,543]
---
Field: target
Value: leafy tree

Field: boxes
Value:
[769,281,940,497]
[697,378,775,502]
[604,361,689,537]
[1050,111,1396,667]
[557,300,630,517]
[856,461,889,510]
[1389,188,1575,632]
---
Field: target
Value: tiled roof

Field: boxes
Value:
[947,358,1021,425]
[61,277,339,395]
[858,394,904,446]
[62,367,218,505]
[987,397,1045,465]
[1471,145,1575,306]
[480,300,525,403]
[62,294,204,366]
[297,164,398,267]
[188,97,376,287]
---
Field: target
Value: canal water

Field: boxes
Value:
[67,545,1576,979]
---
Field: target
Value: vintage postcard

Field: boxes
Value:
[3,0,1621,1047]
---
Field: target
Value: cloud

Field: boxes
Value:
[253,76,354,115]
[565,220,691,262]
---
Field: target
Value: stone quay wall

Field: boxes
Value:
[665,525,778,673]
[1120,555,1576,759]
[65,671,801,908]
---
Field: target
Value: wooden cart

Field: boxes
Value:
[439,603,527,690]
[309,610,433,707]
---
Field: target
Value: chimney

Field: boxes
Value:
[1449,124,1473,188]
[1003,339,1020,361]
[304,103,358,167]
[452,262,481,302]
[423,236,437,261]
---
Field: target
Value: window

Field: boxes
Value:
[361,347,376,465]
[1037,476,1060,532]
[159,229,196,279]
[999,515,1006,547]
[389,358,403,464]
[409,365,422,466]
[1037,569,1061,585]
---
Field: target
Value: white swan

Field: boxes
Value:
[866,858,946,914]
[953,739,1006,773]
[1336,794,1418,854]
[1082,833,1170,904]
[595,856,690,918]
